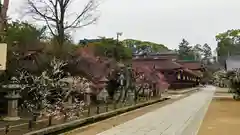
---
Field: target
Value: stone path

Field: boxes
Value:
[97,86,216,135]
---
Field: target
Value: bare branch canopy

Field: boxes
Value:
[26,0,100,47]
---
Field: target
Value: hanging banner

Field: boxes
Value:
[0,43,7,70]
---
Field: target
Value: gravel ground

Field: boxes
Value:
[198,97,240,135]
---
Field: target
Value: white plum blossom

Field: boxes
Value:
[14,57,90,120]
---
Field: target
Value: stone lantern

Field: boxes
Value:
[90,76,108,103]
[85,82,92,105]
[2,83,21,121]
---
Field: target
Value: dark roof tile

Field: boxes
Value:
[177,61,202,70]
[133,58,182,70]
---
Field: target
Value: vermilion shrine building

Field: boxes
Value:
[132,52,204,90]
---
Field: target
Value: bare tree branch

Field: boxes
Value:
[26,0,100,47]
[64,0,99,29]
[28,0,57,22]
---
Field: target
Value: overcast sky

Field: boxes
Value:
[8,0,240,52]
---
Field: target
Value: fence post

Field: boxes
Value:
[105,102,108,112]
[48,115,52,126]
[33,116,36,122]
[119,102,122,108]
[123,101,127,107]
[76,111,80,117]
[96,105,100,114]
[5,124,9,135]
[114,102,117,109]
[87,106,91,116]
[63,112,68,122]
[28,120,33,130]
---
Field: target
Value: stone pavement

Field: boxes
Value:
[97,86,216,135]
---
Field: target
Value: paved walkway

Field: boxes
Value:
[97,86,216,135]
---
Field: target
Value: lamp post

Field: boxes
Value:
[116,32,123,44]
[114,32,123,60]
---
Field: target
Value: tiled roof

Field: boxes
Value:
[193,70,203,77]
[177,61,202,70]
[133,58,201,77]
[155,61,183,70]
[133,51,177,56]
[183,68,198,77]
[226,55,240,60]
[225,59,240,71]
[133,58,182,70]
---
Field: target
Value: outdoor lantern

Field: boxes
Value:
[183,76,185,80]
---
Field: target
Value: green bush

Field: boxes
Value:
[227,69,240,100]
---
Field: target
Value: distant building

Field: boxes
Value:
[79,38,112,45]
[133,51,178,61]
[226,55,240,71]
[132,52,203,89]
